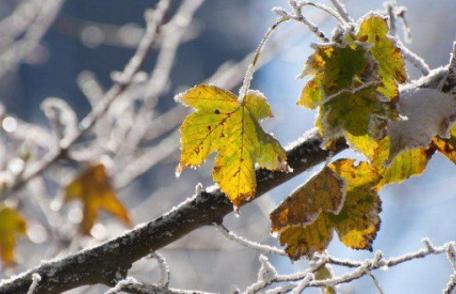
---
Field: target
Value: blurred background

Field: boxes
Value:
[0,0,456,293]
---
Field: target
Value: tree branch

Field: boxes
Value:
[0,130,346,293]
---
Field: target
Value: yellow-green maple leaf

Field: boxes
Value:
[271,159,381,259]
[357,14,407,99]
[0,206,26,266]
[177,84,287,207]
[297,39,399,143]
[64,163,131,234]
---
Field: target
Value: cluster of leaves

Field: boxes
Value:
[176,14,456,260]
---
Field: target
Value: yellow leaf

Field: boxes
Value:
[0,206,26,266]
[276,217,334,260]
[271,159,381,259]
[329,160,381,250]
[346,134,431,187]
[177,85,287,207]
[64,163,131,234]
[357,15,406,99]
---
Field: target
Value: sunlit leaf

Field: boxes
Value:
[329,160,381,250]
[177,85,287,207]
[271,159,381,259]
[347,134,431,187]
[298,43,367,109]
[64,163,131,234]
[357,14,406,99]
[0,206,26,266]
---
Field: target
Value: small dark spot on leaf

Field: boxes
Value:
[359,35,368,42]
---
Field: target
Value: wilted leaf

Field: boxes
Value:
[298,43,367,109]
[176,85,287,207]
[64,163,131,234]
[270,167,345,231]
[387,88,456,161]
[357,14,406,99]
[0,206,26,265]
[271,160,381,259]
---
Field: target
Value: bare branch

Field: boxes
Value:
[0,0,171,200]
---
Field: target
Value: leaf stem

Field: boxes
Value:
[238,17,289,102]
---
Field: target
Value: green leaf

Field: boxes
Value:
[298,43,368,108]
[318,85,396,140]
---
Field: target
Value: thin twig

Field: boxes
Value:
[238,17,289,102]
[214,223,286,256]
[328,0,353,23]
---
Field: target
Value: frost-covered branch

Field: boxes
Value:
[274,1,329,42]
[328,0,353,23]
[214,224,286,256]
[243,239,456,293]
[0,129,347,293]
[0,0,171,200]
[105,276,213,294]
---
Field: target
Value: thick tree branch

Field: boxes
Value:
[0,130,346,293]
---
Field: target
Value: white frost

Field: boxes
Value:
[387,87,456,161]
